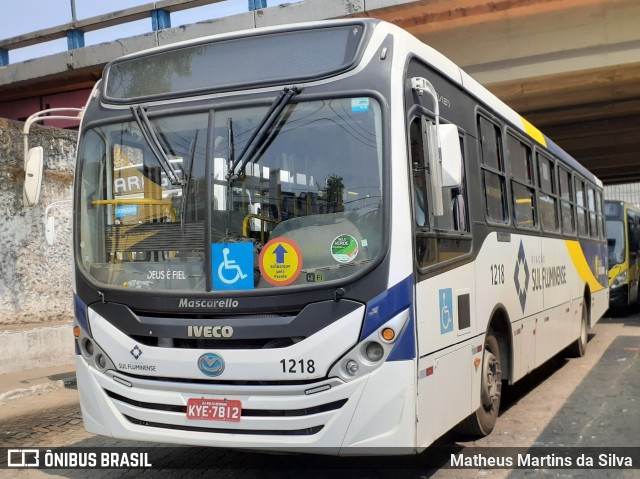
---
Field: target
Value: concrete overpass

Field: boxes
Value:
[1,0,639,183]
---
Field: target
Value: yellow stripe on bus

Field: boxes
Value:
[521,117,547,147]
[565,240,604,292]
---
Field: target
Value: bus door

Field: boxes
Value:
[503,134,544,375]
[536,153,570,362]
[408,113,474,445]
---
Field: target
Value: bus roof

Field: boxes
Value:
[101,18,601,188]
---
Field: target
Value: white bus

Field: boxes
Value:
[41,19,608,453]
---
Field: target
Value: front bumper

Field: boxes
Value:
[76,355,417,453]
[609,284,629,308]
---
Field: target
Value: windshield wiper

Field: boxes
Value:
[226,86,300,183]
[180,129,200,229]
[225,117,235,234]
[131,105,183,186]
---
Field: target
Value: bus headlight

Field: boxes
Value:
[330,309,410,382]
[345,360,360,376]
[611,271,627,289]
[365,342,385,362]
[95,354,107,369]
[75,319,116,372]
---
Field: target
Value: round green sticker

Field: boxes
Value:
[331,234,359,263]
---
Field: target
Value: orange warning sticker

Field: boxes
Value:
[259,238,303,286]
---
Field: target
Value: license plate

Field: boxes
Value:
[186,398,242,422]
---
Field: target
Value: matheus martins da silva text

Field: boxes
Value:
[450,453,633,468]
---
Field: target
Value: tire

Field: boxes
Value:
[456,331,502,436]
[567,300,588,358]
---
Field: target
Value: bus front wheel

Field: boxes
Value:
[456,331,502,436]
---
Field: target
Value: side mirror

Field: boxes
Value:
[439,124,462,187]
[23,146,44,207]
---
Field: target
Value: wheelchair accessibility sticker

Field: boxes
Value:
[439,288,454,335]
[259,238,303,286]
[212,242,254,290]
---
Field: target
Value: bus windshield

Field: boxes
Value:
[77,97,384,292]
[607,219,625,266]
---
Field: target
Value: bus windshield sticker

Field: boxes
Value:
[331,235,359,263]
[305,272,325,283]
[211,242,255,290]
[439,288,454,334]
[123,280,153,289]
[259,238,303,287]
[351,98,369,112]
[115,204,137,218]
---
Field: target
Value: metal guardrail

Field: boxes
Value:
[0,0,267,66]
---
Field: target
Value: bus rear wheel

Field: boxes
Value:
[567,300,588,358]
[456,331,502,436]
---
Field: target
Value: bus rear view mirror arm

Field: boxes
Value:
[22,107,84,207]
[411,77,463,215]
[44,200,72,245]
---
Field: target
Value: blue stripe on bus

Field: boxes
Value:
[360,275,416,360]
[387,308,416,361]
[74,294,90,336]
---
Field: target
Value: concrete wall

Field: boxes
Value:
[0,324,74,374]
[0,118,77,326]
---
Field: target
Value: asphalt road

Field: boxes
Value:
[1,312,638,479]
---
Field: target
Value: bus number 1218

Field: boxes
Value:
[491,264,505,285]
[280,359,316,374]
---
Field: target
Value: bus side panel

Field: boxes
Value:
[536,236,580,365]
[591,288,609,326]
[415,262,479,447]
[580,238,609,325]
[535,237,607,367]
[416,342,474,447]
[473,232,544,383]
[340,360,417,451]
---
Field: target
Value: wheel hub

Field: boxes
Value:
[481,351,502,407]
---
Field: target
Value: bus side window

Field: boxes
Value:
[537,153,559,233]
[558,167,575,235]
[587,186,598,238]
[628,213,640,253]
[409,117,429,227]
[453,189,467,232]
[478,116,508,223]
[411,114,470,269]
[409,116,468,232]
[507,133,536,228]
[575,177,588,236]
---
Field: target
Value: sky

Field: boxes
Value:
[0,0,295,64]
